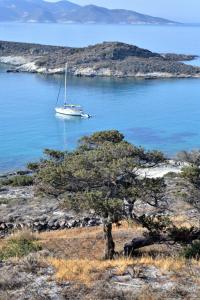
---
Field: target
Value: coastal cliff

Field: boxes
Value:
[0,40,199,78]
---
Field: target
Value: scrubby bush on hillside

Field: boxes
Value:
[181,165,200,186]
[183,241,200,259]
[0,230,41,260]
[0,175,33,187]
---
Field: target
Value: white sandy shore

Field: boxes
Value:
[137,160,187,178]
[1,55,200,77]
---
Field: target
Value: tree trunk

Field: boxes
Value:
[124,236,165,257]
[103,222,115,260]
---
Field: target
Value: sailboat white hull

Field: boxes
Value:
[55,107,83,116]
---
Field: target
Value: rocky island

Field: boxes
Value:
[0,40,199,78]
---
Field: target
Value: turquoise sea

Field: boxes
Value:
[1,23,200,172]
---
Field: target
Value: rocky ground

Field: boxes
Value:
[0,40,199,78]
[1,163,200,299]
[0,228,200,300]
[0,161,199,236]
[0,185,101,237]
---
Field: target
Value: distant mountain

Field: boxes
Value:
[0,0,178,24]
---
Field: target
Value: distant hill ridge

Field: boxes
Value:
[0,0,178,24]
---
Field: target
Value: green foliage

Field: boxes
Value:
[1,175,33,187]
[140,215,172,235]
[181,165,200,186]
[0,232,41,260]
[27,162,40,172]
[79,130,124,149]
[44,149,65,161]
[35,130,166,226]
[139,178,166,207]
[36,131,166,215]
[164,172,178,179]
[183,241,200,259]
[169,226,199,244]
[33,130,168,259]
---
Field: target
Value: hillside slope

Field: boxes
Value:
[0,0,178,24]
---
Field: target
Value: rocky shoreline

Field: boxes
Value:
[0,40,200,78]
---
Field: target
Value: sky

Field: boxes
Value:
[47,0,200,23]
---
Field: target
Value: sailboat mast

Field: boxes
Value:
[64,63,67,104]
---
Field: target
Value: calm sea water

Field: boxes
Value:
[1,23,200,172]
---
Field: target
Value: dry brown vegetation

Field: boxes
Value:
[48,256,199,286]
[1,224,200,299]
[36,223,200,287]
[38,222,145,260]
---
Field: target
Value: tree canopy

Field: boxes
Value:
[32,130,168,258]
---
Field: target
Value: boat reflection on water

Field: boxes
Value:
[55,112,84,150]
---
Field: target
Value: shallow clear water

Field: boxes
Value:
[1,23,200,172]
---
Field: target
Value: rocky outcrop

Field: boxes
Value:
[0,185,102,237]
[0,40,199,78]
[0,216,102,238]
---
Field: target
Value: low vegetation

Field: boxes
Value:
[49,256,199,286]
[0,175,33,187]
[183,241,200,259]
[0,230,41,260]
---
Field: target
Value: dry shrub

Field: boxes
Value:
[49,256,199,286]
[171,215,199,228]
[8,229,38,242]
[49,258,134,285]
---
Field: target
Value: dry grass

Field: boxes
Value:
[39,221,143,240]
[48,257,130,285]
[171,215,200,228]
[8,229,38,242]
[39,222,145,260]
[48,256,200,285]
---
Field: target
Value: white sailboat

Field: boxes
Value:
[55,64,90,118]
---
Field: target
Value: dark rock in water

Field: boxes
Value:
[0,40,200,78]
[6,69,19,73]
